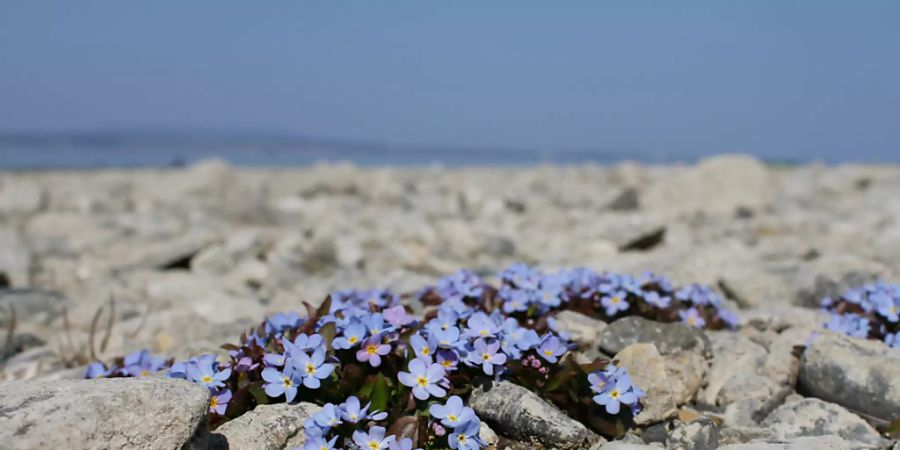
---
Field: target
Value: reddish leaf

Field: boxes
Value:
[316,295,333,319]
[579,358,610,374]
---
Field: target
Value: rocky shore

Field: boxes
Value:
[1,155,899,449]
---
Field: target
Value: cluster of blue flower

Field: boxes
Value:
[409,304,567,377]
[168,354,235,414]
[303,395,483,450]
[303,284,607,447]
[87,350,238,414]
[85,348,166,379]
[588,364,644,415]
[262,333,334,398]
[821,282,900,348]
[432,265,738,329]
[85,265,654,447]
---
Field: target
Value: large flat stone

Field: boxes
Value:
[763,398,887,448]
[717,435,852,449]
[0,377,210,449]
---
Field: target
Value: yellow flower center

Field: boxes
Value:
[448,414,458,423]
[610,389,620,399]
[597,380,606,390]
[210,397,218,408]
[305,363,316,375]
[543,349,554,356]
[441,360,453,368]
[282,377,293,388]
[348,335,359,344]
[479,329,489,336]
[421,347,430,356]
[366,344,378,355]
[368,441,380,450]
[140,369,151,377]
[201,375,214,384]
[440,340,449,346]
[610,297,620,304]
[687,317,697,326]
[416,375,429,387]
[482,353,491,361]
[458,435,467,443]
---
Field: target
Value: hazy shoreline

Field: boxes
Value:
[3,158,899,174]
[4,131,897,169]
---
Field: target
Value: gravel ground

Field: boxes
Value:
[1,154,898,449]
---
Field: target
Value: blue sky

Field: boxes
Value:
[1,1,899,162]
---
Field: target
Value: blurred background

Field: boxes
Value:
[2,1,899,168]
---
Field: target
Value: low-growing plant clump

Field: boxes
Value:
[84,263,742,448]
[820,282,899,348]
[418,264,738,331]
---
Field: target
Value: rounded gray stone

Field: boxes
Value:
[599,316,710,357]
[798,331,900,422]
[209,402,321,450]
[469,381,595,449]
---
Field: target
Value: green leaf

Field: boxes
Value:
[370,373,390,413]
[583,413,626,438]
[330,364,364,401]
[357,374,376,399]
[886,417,900,438]
[247,381,269,406]
[225,385,256,421]
[236,371,250,390]
[318,322,337,352]
[544,354,581,393]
